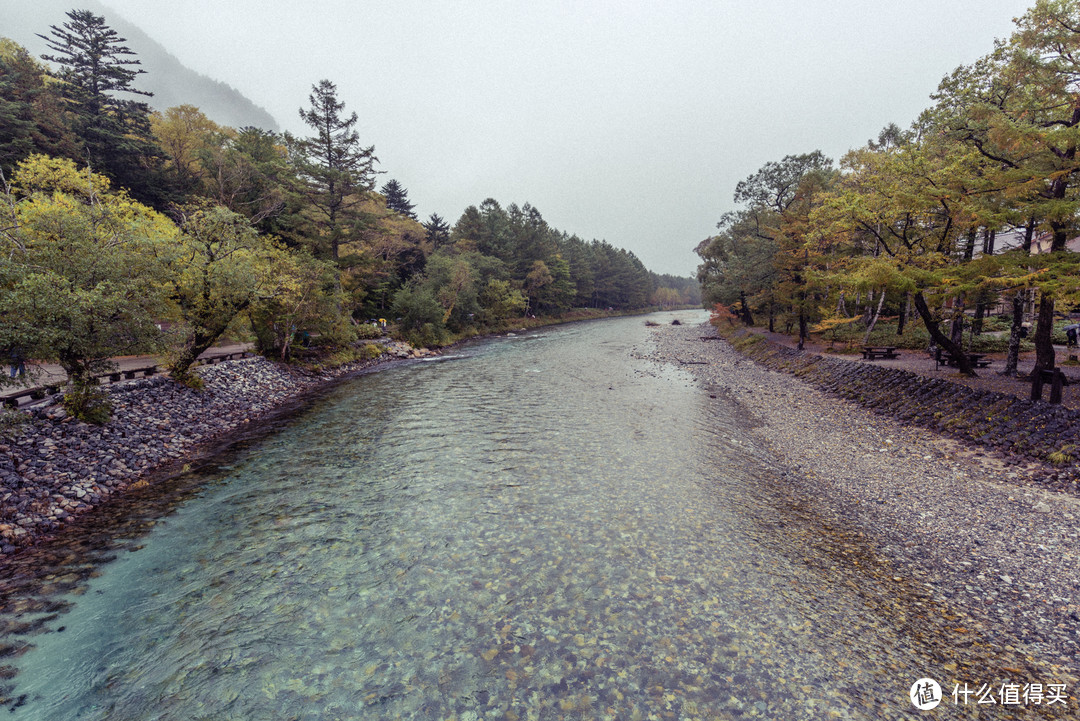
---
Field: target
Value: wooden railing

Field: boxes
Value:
[1,351,250,409]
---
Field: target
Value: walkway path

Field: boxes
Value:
[754,329,1080,410]
[0,343,253,408]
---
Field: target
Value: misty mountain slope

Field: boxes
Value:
[2,0,279,131]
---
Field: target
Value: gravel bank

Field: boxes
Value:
[646,322,1080,690]
[0,342,432,554]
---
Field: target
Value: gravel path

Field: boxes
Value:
[644,322,1080,698]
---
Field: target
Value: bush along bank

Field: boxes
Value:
[0,341,435,555]
[715,328,1080,494]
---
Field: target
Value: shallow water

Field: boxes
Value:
[0,312,1037,719]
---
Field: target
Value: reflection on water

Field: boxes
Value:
[0,312,1043,719]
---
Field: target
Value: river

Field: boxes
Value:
[0,311,1026,719]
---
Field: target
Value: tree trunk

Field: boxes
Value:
[1033,292,1056,374]
[797,311,808,351]
[168,322,232,385]
[1002,292,1024,377]
[1022,216,1036,253]
[982,228,996,256]
[863,288,886,344]
[897,291,910,336]
[739,290,754,325]
[913,292,977,377]
[768,299,775,333]
[962,229,977,261]
[949,293,965,348]
[973,302,985,335]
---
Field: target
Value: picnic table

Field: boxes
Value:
[862,346,899,360]
[934,348,991,369]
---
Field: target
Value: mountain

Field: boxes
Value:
[2,0,280,131]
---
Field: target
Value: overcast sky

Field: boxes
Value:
[80,2,1033,274]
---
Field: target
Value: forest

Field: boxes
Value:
[696,0,1080,378]
[0,9,698,418]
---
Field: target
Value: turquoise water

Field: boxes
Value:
[0,313,1021,719]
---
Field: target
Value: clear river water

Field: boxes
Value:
[0,311,1021,719]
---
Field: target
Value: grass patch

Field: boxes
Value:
[1047,445,1076,465]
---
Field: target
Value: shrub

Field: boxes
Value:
[0,409,30,435]
[62,381,113,424]
[355,323,383,340]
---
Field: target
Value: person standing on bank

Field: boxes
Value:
[8,346,25,379]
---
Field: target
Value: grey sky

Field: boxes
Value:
[70,2,1037,274]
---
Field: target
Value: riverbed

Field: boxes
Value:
[0,311,1072,719]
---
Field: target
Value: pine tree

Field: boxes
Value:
[380,178,416,219]
[0,40,79,175]
[37,10,165,206]
[290,79,378,261]
[423,212,451,249]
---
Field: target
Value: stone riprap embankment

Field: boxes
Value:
[0,342,431,554]
[720,329,1080,493]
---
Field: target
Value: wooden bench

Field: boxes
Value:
[862,346,899,360]
[1031,367,1070,404]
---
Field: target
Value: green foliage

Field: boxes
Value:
[0,408,31,435]
[391,282,446,340]
[1047,445,1076,465]
[249,246,352,361]
[62,380,114,424]
[354,323,383,340]
[1,155,171,384]
[159,203,269,380]
[322,342,384,369]
[38,10,167,207]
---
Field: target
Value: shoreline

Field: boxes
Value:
[0,308,663,558]
[0,342,429,556]
[644,321,1080,682]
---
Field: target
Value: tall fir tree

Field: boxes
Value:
[423,212,451,249]
[37,9,167,206]
[290,79,378,261]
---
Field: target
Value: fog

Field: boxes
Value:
[7,0,1033,275]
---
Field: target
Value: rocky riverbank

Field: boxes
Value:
[712,328,1080,492]
[645,322,1080,686]
[0,341,434,555]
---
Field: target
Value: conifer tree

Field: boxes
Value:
[37,10,166,206]
[290,79,378,261]
[423,212,451,249]
[381,178,416,219]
